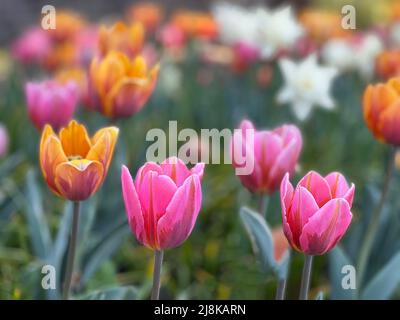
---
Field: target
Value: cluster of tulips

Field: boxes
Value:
[6,0,400,300]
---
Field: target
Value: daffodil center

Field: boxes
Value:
[68,155,83,161]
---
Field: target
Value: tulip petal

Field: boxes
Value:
[134,162,162,190]
[280,173,295,247]
[299,198,352,255]
[191,162,205,180]
[157,175,202,249]
[286,186,319,250]
[87,126,119,174]
[298,171,332,207]
[379,100,400,145]
[121,166,145,244]
[40,129,68,196]
[325,172,355,206]
[59,120,91,158]
[54,159,104,201]
[160,157,192,186]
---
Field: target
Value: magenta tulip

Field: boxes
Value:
[121,157,204,250]
[231,119,302,194]
[12,27,52,65]
[280,171,355,255]
[0,124,9,158]
[25,80,79,131]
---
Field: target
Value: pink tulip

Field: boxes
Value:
[158,24,186,49]
[25,80,79,131]
[121,157,205,250]
[0,124,9,157]
[281,171,355,255]
[231,119,302,194]
[12,27,52,65]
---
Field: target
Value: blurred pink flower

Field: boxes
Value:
[0,124,9,157]
[158,24,186,49]
[232,42,260,72]
[280,171,354,255]
[231,119,302,194]
[12,27,52,64]
[121,157,204,250]
[25,80,79,131]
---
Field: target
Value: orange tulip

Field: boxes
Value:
[171,10,218,40]
[48,10,87,42]
[88,51,159,118]
[299,10,352,44]
[40,120,119,201]
[363,77,400,145]
[98,21,145,57]
[127,2,164,32]
[376,50,400,80]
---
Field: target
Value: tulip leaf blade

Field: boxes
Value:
[361,250,400,300]
[24,169,52,261]
[240,206,276,274]
[329,246,357,300]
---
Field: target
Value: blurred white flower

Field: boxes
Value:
[212,3,303,60]
[277,54,338,121]
[353,34,383,80]
[322,34,383,80]
[212,2,259,48]
[255,6,304,59]
[321,39,354,73]
[390,22,400,46]
[158,62,182,98]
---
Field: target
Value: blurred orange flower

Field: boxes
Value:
[40,120,119,201]
[272,227,289,262]
[376,50,400,80]
[98,21,145,57]
[89,51,159,118]
[363,77,400,145]
[48,10,87,42]
[171,10,218,40]
[127,2,164,32]
[44,42,77,71]
[55,67,87,100]
[299,10,352,43]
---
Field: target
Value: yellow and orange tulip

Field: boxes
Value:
[98,21,144,57]
[88,51,159,118]
[363,77,400,145]
[40,120,119,201]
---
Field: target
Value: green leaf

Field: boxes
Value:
[81,286,138,300]
[24,169,52,260]
[240,206,275,274]
[80,221,130,286]
[361,251,400,300]
[329,246,357,300]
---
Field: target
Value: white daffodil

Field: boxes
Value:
[255,6,304,59]
[321,39,355,73]
[277,54,338,121]
[390,22,400,46]
[212,2,259,48]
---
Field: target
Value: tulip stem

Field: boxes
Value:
[357,147,396,287]
[258,194,269,218]
[275,278,286,300]
[151,250,164,300]
[299,255,313,300]
[62,201,80,300]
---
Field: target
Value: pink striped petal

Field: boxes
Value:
[325,172,355,206]
[299,198,352,255]
[134,162,162,190]
[160,156,192,186]
[280,173,295,247]
[121,166,145,244]
[298,171,332,207]
[157,175,202,249]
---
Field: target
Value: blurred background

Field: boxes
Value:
[0,0,400,300]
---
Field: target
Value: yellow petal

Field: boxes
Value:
[87,126,119,174]
[59,120,91,158]
[54,159,104,201]
[40,134,68,196]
